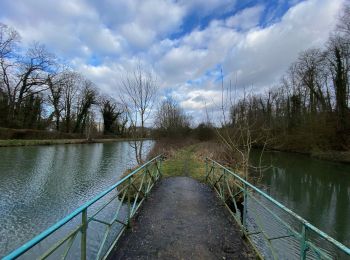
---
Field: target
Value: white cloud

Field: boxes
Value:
[152,0,343,120]
[181,89,222,110]
[0,0,344,123]
[120,23,156,50]
[157,46,208,85]
[91,0,185,50]
[223,0,342,88]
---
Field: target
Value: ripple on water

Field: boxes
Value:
[0,141,154,257]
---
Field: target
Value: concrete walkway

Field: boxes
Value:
[108,177,254,259]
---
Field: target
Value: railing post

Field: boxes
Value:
[242,183,248,231]
[300,224,308,260]
[145,167,149,198]
[159,158,163,179]
[222,168,226,200]
[81,208,87,260]
[127,177,131,227]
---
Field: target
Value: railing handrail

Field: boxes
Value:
[206,157,350,256]
[3,155,163,260]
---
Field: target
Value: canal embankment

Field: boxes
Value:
[0,126,152,147]
[263,144,350,164]
[0,137,150,147]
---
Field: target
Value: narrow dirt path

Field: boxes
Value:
[108,177,253,259]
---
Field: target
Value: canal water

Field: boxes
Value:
[0,141,154,257]
[0,142,349,258]
[248,150,350,258]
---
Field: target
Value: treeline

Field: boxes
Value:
[153,98,215,141]
[0,23,128,137]
[230,5,350,152]
[154,98,191,137]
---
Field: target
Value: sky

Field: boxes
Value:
[0,0,345,124]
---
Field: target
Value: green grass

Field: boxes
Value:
[120,144,207,184]
[117,144,207,200]
[120,144,205,184]
[161,144,207,182]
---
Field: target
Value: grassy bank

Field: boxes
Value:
[118,143,207,201]
[266,133,350,164]
[160,144,207,181]
[0,138,150,147]
[310,150,350,164]
[0,127,83,140]
[266,145,350,164]
[120,143,207,185]
[122,139,239,185]
[0,139,88,147]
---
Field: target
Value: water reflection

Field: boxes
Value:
[0,141,153,256]
[251,150,350,247]
[1,143,348,257]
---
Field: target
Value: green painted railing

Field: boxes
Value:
[205,158,350,259]
[3,155,163,260]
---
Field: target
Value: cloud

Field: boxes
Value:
[181,89,222,110]
[89,0,185,50]
[223,0,342,88]
[178,0,236,17]
[157,46,208,85]
[152,0,342,122]
[226,5,264,30]
[0,0,344,123]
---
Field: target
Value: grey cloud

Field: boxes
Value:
[0,0,344,122]
[226,5,264,30]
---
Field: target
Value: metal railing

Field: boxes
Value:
[4,155,163,260]
[205,158,350,260]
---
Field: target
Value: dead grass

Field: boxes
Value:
[119,139,246,200]
[117,163,160,201]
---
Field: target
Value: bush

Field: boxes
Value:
[0,127,83,140]
[194,123,215,141]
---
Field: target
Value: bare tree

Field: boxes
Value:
[296,48,329,113]
[0,41,55,127]
[337,3,350,38]
[154,97,190,137]
[0,23,20,126]
[60,71,81,132]
[120,65,158,164]
[47,71,65,131]
[215,70,270,182]
[326,35,349,146]
[16,43,55,107]
[74,79,97,134]
[0,23,20,60]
